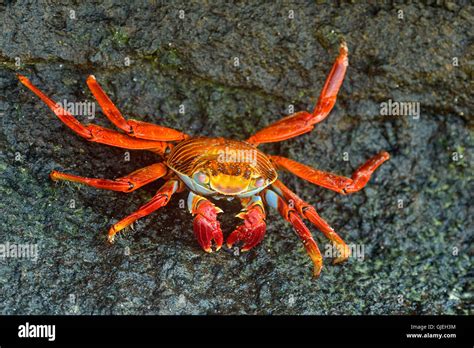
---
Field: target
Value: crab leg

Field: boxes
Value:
[247,42,348,145]
[271,180,350,263]
[86,75,188,141]
[50,163,167,193]
[227,196,266,252]
[108,179,182,243]
[270,152,390,194]
[187,192,223,253]
[262,189,323,277]
[18,75,171,155]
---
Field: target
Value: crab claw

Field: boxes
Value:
[193,207,223,252]
[227,205,266,252]
[227,197,266,252]
[189,193,223,252]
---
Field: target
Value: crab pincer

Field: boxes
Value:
[227,198,266,252]
[188,193,224,252]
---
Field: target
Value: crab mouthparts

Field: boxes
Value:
[209,174,249,195]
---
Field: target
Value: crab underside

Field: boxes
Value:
[19,42,389,276]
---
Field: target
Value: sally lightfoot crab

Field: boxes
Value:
[18,42,389,276]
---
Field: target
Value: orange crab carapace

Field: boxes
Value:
[18,42,389,276]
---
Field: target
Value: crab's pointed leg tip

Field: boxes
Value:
[340,40,348,54]
[87,75,96,81]
[107,228,117,244]
[332,244,351,264]
[332,254,349,265]
[17,74,28,83]
[312,263,323,278]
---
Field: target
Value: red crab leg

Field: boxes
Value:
[271,180,350,263]
[187,192,224,253]
[18,75,171,155]
[108,179,182,243]
[262,189,323,277]
[247,41,348,145]
[270,152,390,194]
[50,163,168,192]
[86,75,188,141]
[227,196,266,252]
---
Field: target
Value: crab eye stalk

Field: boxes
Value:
[255,177,265,188]
[194,171,209,185]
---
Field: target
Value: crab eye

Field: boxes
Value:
[194,171,209,185]
[255,177,265,188]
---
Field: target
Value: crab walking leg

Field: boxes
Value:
[270,152,390,194]
[17,75,171,155]
[86,75,188,141]
[108,179,182,243]
[271,180,350,263]
[50,163,168,193]
[247,42,348,145]
[227,196,266,252]
[263,189,323,276]
[187,192,224,253]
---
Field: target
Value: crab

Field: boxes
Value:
[18,41,389,276]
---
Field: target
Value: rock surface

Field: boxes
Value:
[0,1,472,314]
